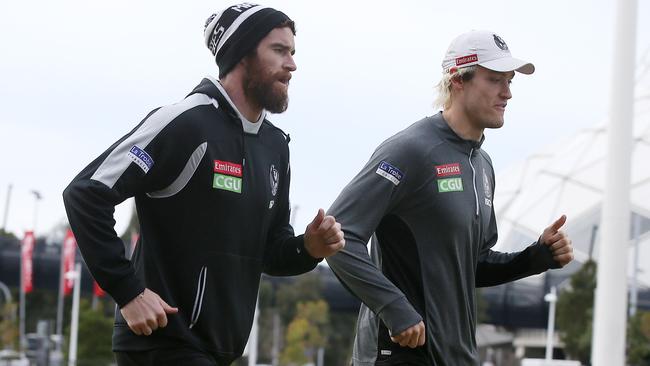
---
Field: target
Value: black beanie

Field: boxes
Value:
[204,3,292,78]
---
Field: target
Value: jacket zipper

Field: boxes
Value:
[189,266,207,329]
[468,148,479,217]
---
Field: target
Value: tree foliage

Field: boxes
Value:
[65,299,113,366]
[276,273,322,324]
[627,311,650,365]
[556,260,596,363]
[557,260,650,365]
[251,271,357,365]
[281,300,329,365]
[0,302,18,349]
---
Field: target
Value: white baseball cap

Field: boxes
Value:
[441,30,535,74]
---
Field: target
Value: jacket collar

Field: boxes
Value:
[431,112,485,155]
[190,77,266,135]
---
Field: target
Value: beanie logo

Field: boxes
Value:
[204,14,217,29]
[230,3,258,13]
[206,3,259,56]
[208,26,226,55]
[493,34,508,51]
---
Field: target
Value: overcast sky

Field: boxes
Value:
[1,0,649,241]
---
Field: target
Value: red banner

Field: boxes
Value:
[93,281,106,297]
[21,231,35,294]
[62,229,77,296]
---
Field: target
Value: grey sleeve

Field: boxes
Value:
[326,141,423,335]
[476,180,558,287]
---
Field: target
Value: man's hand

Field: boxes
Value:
[304,209,345,258]
[120,288,178,336]
[541,215,574,267]
[391,321,426,348]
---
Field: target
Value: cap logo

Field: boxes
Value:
[493,34,508,51]
[456,54,478,66]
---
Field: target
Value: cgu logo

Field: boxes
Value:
[437,178,463,193]
[213,173,242,194]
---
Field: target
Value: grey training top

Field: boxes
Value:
[327,113,558,365]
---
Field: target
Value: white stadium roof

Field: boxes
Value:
[493,60,650,287]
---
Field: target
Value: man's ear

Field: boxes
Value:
[449,70,465,91]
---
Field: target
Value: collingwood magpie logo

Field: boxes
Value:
[493,34,508,51]
[270,164,279,196]
[483,168,492,207]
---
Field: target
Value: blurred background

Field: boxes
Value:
[1,0,649,365]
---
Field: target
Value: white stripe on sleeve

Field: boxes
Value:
[146,142,208,199]
[91,93,214,188]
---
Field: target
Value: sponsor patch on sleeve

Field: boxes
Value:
[375,161,404,186]
[127,145,154,173]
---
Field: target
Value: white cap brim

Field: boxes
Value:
[480,56,535,74]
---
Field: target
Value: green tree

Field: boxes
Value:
[0,228,18,241]
[628,311,650,365]
[256,271,361,365]
[556,260,596,364]
[255,272,323,363]
[276,273,322,324]
[281,300,329,365]
[24,289,58,333]
[0,302,18,349]
[65,299,113,366]
[324,310,357,366]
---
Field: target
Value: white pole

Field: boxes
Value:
[1,184,11,232]
[68,263,81,366]
[544,287,557,361]
[56,240,66,340]
[247,299,259,366]
[19,249,25,351]
[317,347,324,366]
[271,311,280,366]
[30,191,41,233]
[630,214,641,317]
[591,0,637,364]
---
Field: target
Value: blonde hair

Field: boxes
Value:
[433,65,477,110]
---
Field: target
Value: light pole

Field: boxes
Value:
[67,263,82,366]
[1,184,11,232]
[30,190,42,233]
[544,286,557,361]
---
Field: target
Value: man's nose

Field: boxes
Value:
[285,54,297,72]
[501,83,512,100]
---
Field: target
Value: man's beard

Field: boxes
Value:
[242,57,289,114]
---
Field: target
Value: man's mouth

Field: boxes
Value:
[278,74,291,86]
